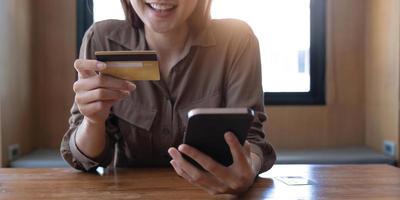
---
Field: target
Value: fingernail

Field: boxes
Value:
[178,145,185,152]
[168,149,177,158]
[97,62,106,70]
[126,82,136,91]
[122,91,130,97]
[225,132,233,141]
[168,148,174,155]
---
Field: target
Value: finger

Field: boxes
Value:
[170,160,193,181]
[75,88,129,105]
[225,132,247,166]
[78,100,114,117]
[178,144,249,192]
[168,148,226,192]
[178,144,232,183]
[244,141,251,158]
[225,134,255,192]
[168,148,211,183]
[168,148,203,180]
[73,75,136,93]
[74,59,106,78]
[170,154,228,195]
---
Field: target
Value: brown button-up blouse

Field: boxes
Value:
[61,19,276,173]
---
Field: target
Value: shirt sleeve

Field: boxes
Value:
[224,24,276,173]
[60,25,117,172]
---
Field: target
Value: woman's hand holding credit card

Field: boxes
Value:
[73,51,160,124]
[73,59,137,124]
[72,51,159,158]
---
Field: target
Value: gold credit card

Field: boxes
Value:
[95,51,160,81]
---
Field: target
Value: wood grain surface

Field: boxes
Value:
[0,165,399,199]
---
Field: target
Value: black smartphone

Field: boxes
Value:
[182,108,254,168]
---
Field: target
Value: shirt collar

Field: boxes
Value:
[105,21,216,51]
[191,24,216,47]
[105,21,147,50]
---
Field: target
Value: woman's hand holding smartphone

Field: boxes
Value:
[168,108,261,195]
[168,132,260,195]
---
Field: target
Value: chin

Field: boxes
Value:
[148,23,175,33]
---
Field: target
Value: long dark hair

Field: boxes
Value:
[120,0,212,32]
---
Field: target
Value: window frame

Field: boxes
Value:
[77,0,327,105]
[76,0,93,57]
[265,0,327,105]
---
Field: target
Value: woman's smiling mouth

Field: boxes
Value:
[145,2,178,12]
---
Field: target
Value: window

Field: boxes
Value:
[77,0,94,55]
[78,0,326,105]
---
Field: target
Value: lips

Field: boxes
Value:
[144,1,178,18]
[145,1,178,12]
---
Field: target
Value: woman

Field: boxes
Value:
[61,0,276,195]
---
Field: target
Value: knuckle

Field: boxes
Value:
[217,186,228,194]
[192,174,203,183]
[245,170,253,179]
[93,102,105,112]
[74,95,82,104]
[85,110,96,118]
[204,162,217,172]
[72,81,81,93]
[73,59,80,69]
[95,89,106,99]
[74,60,79,69]
[230,181,242,190]
[95,76,104,87]
[238,174,248,183]
[122,82,130,90]
[99,102,108,110]
[175,170,184,177]
[77,106,88,116]
[187,178,195,184]
[78,104,91,116]
[89,104,101,115]
[191,175,199,183]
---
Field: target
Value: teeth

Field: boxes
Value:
[149,3,175,11]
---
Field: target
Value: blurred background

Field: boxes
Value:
[0,0,399,168]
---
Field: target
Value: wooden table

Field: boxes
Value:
[0,165,399,199]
